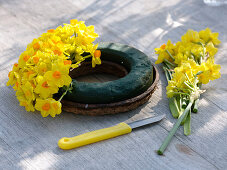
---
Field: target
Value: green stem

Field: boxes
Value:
[83,55,92,59]
[167,69,173,80]
[163,66,171,81]
[157,101,193,155]
[163,66,173,81]
[192,98,199,113]
[185,73,192,85]
[183,82,194,91]
[169,97,180,118]
[184,108,191,135]
[166,49,175,61]
[173,92,190,96]
[182,96,187,109]
[164,59,177,68]
[164,62,174,70]
[198,42,205,59]
[58,85,71,102]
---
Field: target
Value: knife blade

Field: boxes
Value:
[58,114,165,150]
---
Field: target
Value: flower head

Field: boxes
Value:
[7,19,100,117]
[155,40,175,64]
[199,28,221,46]
[35,98,62,117]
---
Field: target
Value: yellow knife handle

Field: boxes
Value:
[58,122,132,150]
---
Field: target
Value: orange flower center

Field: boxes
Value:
[40,67,47,73]
[27,70,34,77]
[52,40,61,44]
[52,103,59,110]
[22,102,28,107]
[53,71,61,79]
[53,50,62,55]
[14,63,18,67]
[33,42,40,50]
[42,103,50,111]
[15,82,19,87]
[64,60,72,65]
[23,55,30,62]
[42,81,49,88]
[47,29,55,33]
[94,50,101,58]
[31,83,36,88]
[33,57,39,64]
[25,91,31,97]
[160,44,166,50]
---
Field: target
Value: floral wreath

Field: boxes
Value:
[7,19,101,117]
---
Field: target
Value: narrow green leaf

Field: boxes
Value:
[192,98,199,113]
[184,108,191,135]
[169,97,180,118]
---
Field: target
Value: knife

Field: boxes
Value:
[58,114,165,150]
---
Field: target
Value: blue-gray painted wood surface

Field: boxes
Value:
[0,0,227,169]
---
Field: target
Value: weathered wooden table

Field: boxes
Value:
[0,0,227,169]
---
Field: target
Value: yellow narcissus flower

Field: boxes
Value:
[198,59,221,84]
[37,62,49,76]
[51,100,62,116]
[7,19,100,117]
[155,40,175,64]
[156,28,221,152]
[16,89,35,112]
[22,82,35,101]
[7,63,19,86]
[77,24,99,44]
[35,76,59,98]
[181,29,200,44]
[35,98,62,117]
[166,72,186,98]
[44,63,72,87]
[92,50,101,68]
[13,80,21,91]
[166,60,200,98]
[206,42,218,57]
[174,53,188,65]
[199,28,221,46]
[175,59,199,76]
[22,70,37,83]
[18,48,35,68]
[20,98,35,112]
[191,44,203,57]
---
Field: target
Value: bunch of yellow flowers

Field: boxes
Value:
[7,19,101,117]
[155,28,221,155]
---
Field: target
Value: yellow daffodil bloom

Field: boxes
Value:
[181,29,200,44]
[92,49,101,68]
[206,42,218,57]
[35,98,60,117]
[22,82,35,101]
[199,28,221,46]
[35,76,59,98]
[20,98,35,112]
[155,40,175,64]
[198,59,221,84]
[44,63,72,87]
[7,19,100,117]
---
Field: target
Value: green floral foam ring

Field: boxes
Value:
[64,42,154,104]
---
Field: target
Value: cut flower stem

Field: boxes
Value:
[157,101,193,155]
